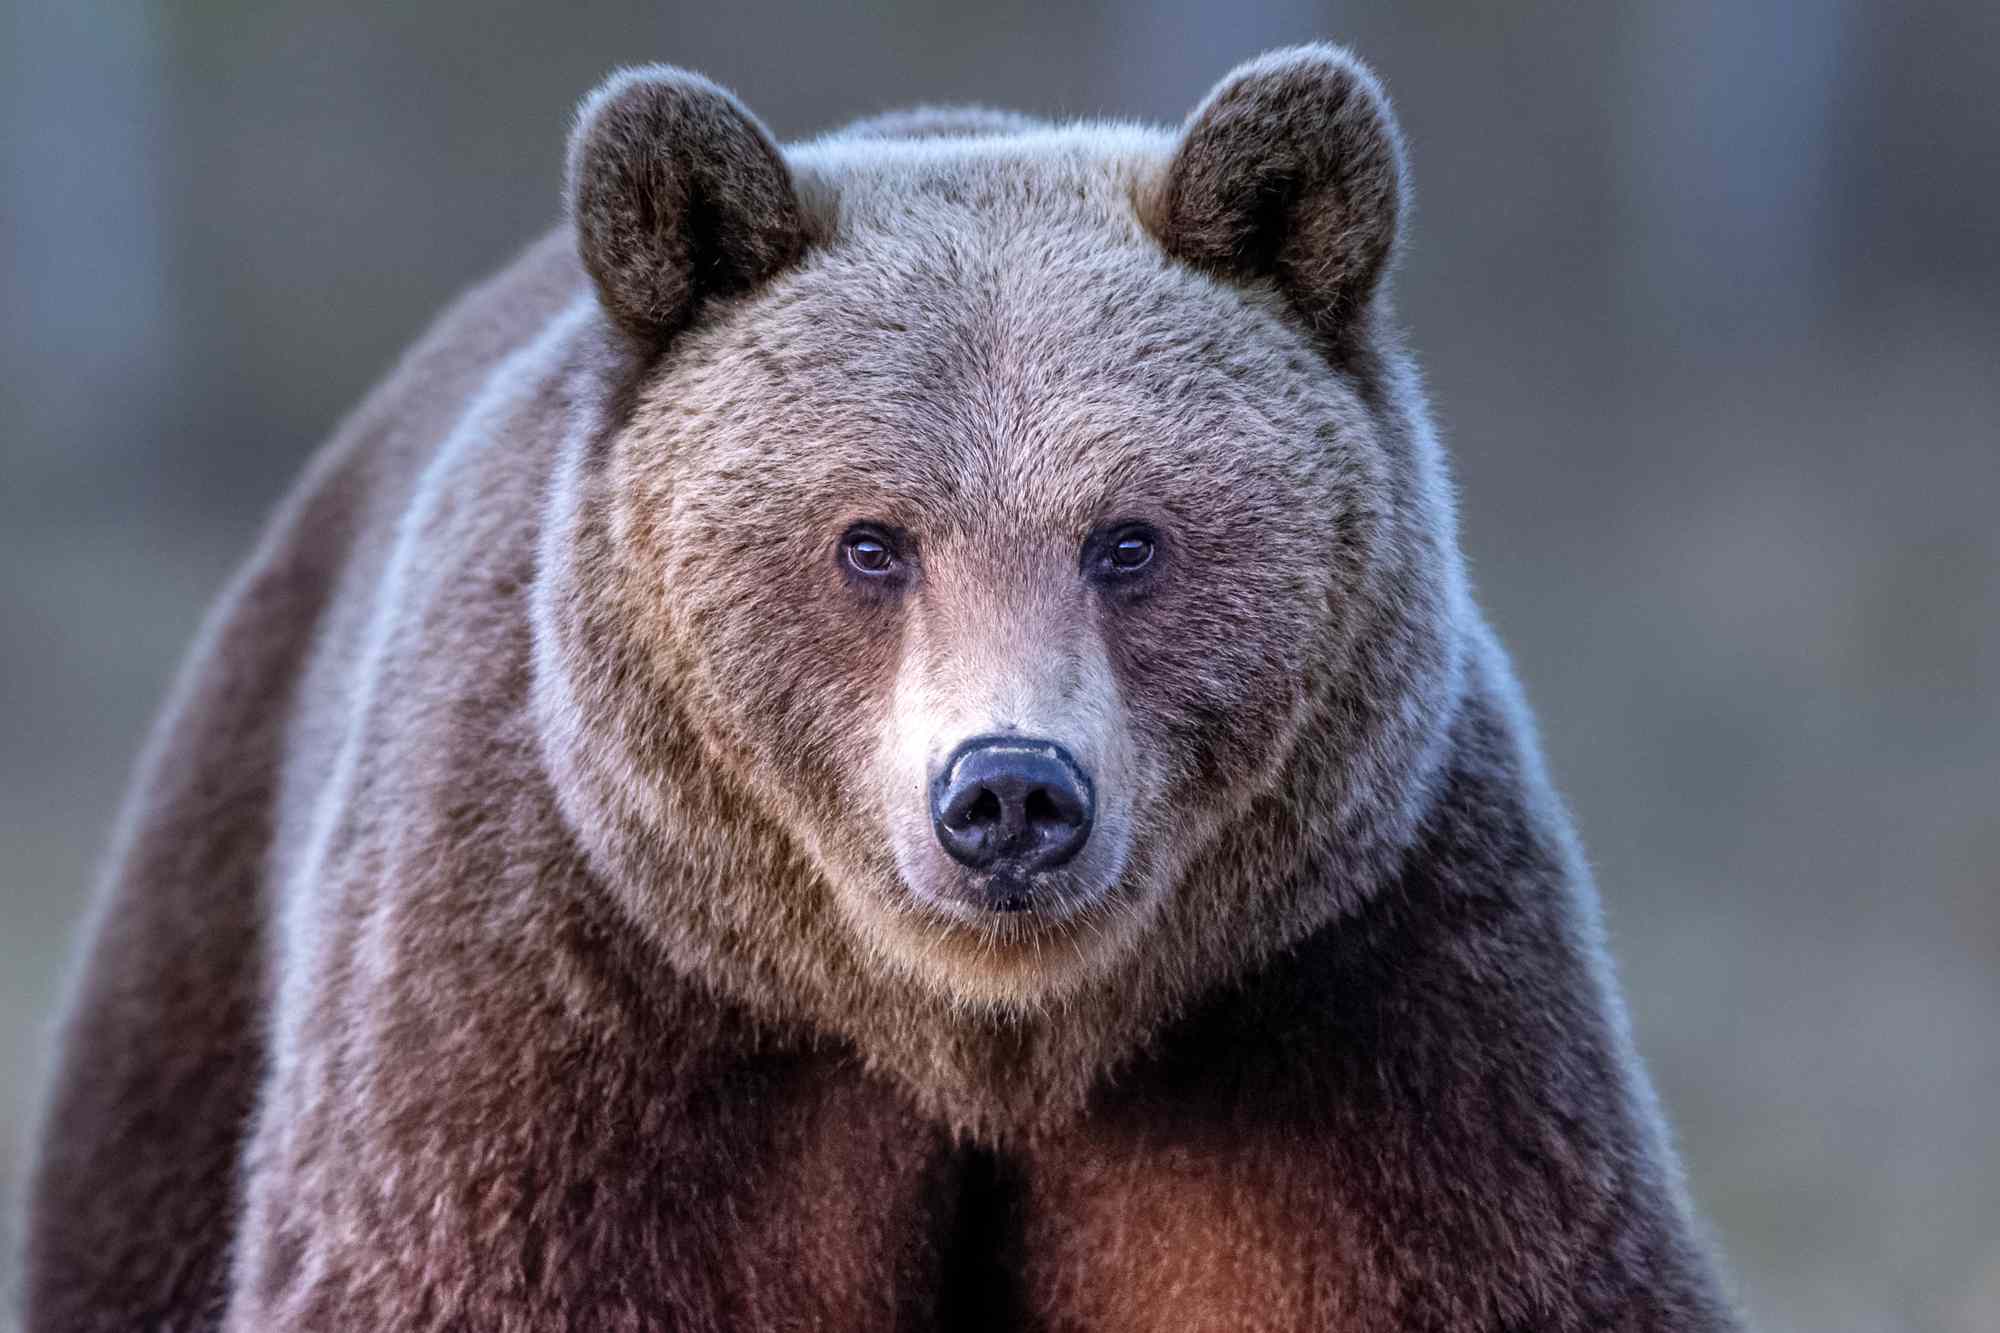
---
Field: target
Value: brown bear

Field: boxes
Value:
[18,45,1740,1331]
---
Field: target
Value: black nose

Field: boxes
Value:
[931,737,1094,874]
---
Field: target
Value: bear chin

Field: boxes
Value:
[834,870,1165,1010]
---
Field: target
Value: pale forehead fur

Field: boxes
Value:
[791,122,1173,233]
[627,126,1376,550]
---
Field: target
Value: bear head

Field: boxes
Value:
[534,47,1467,1126]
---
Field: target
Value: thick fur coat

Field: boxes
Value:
[19,46,1738,1331]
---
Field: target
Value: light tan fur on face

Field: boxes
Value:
[860,540,1154,1007]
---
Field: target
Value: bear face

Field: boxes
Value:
[538,52,1466,1045]
[608,169,1382,1006]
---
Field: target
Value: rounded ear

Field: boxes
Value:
[1148,45,1407,333]
[566,66,809,345]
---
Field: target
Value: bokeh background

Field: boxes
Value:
[5,2,1996,1328]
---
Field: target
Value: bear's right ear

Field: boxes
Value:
[567,67,809,346]
[1147,45,1407,335]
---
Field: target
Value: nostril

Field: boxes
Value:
[958,788,1002,830]
[1022,788,1057,828]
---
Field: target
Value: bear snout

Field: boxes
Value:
[929,735,1094,895]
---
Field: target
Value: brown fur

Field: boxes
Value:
[19,46,1738,1330]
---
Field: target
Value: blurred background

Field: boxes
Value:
[4,2,1995,1328]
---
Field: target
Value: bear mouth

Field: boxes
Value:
[984,875,1034,914]
[928,863,1122,924]
[850,833,1161,1005]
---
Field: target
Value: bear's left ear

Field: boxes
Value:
[567,66,809,346]
[1147,45,1407,334]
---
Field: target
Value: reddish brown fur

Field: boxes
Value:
[19,46,1738,1331]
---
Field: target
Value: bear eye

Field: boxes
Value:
[1110,532,1155,571]
[1085,523,1161,585]
[840,526,901,578]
